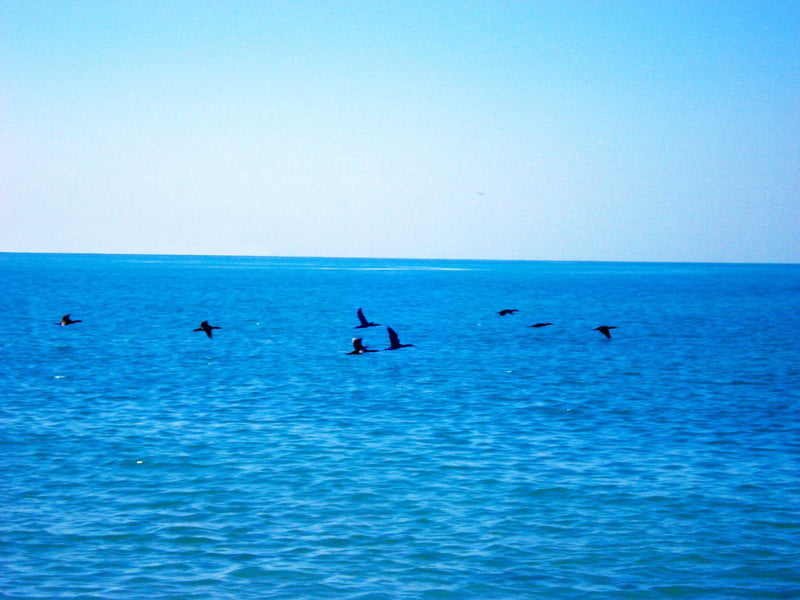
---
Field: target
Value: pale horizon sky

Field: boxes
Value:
[2,1,798,262]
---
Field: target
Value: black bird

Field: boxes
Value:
[497,309,518,316]
[529,322,553,328]
[356,308,379,329]
[57,314,81,326]
[194,320,221,338]
[386,326,413,350]
[594,325,617,339]
[348,338,377,354]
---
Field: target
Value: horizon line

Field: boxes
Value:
[1,250,798,267]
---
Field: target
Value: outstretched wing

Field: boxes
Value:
[357,308,369,327]
[387,327,400,348]
[595,326,612,338]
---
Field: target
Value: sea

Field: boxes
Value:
[1,253,799,599]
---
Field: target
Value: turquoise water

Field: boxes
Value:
[1,253,799,599]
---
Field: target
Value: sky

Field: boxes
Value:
[1,1,798,262]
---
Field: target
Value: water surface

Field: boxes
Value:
[1,254,799,598]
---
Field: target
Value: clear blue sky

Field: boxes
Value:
[2,1,798,262]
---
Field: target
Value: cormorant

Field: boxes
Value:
[529,322,553,328]
[57,314,81,326]
[348,338,377,354]
[497,309,518,316]
[594,325,617,339]
[356,308,379,329]
[386,326,413,350]
[194,320,221,338]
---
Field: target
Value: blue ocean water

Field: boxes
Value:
[1,253,799,599]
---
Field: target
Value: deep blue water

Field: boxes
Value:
[1,253,799,599]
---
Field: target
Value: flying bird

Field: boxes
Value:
[348,338,377,354]
[497,309,518,316]
[386,326,413,350]
[194,320,221,338]
[594,325,617,339]
[57,314,81,326]
[356,308,379,329]
[529,322,553,328]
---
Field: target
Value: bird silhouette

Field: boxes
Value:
[386,326,413,350]
[529,322,553,328]
[348,338,377,354]
[57,314,81,326]
[594,325,617,339]
[194,320,221,338]
[355,308,379,328]
[497,309,518,316]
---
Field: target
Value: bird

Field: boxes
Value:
[348,338,377,354]
[594,325,617,339]
[497,309,518,316]
[57,314,81,326]
[194,320,221,338]
[355,308,379,329]
[529,322,553,328]
[386,326,413,350]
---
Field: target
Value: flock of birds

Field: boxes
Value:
[347,308,414,354]
[343,308,618,354]
[495,308,617,338]
[57,309,618,352]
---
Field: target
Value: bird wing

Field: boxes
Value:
[357,308,368,326]
[388,327,400,347]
